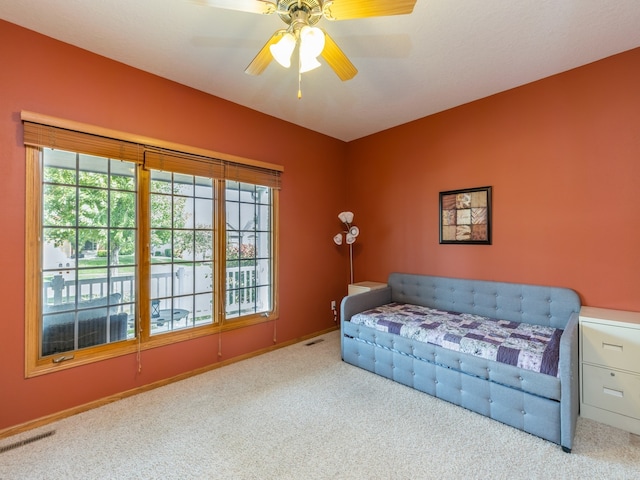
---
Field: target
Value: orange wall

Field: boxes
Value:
[0,20,349,432]
[2,18,640,434]
[346,47,640,312]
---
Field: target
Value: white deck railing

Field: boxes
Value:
[43,265,263,324]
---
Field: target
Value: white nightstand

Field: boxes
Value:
[348,281,387,295]
[579,306,640,434]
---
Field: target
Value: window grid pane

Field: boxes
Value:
[41,148,137,357]
[225,182,273,319]
[150,171,215,334]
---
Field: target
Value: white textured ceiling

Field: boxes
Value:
[2,0,640,141]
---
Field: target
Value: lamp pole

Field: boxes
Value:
[334,211,359,286]
[349,242,354,285]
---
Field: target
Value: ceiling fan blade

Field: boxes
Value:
[192,0,277,15]
[321,32,358,81]
[323,0,416,20]
[245,30,286,76]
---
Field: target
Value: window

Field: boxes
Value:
[225,181,273,318]
[40,150,138,356]
[149,170,215,333]
[24,113,282,376]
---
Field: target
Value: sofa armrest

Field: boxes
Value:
[558,311,580,452]
[340,287,391,361]
[340,286,392,323]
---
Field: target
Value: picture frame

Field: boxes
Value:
[439,186,492,245]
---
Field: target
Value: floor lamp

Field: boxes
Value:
[333,211,360,284]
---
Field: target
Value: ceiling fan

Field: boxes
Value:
[195,0,417,90]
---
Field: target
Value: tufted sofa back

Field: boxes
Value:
[388,273,580,329]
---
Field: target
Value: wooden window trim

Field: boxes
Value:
[21,111,283,176]
[24,112,281,378]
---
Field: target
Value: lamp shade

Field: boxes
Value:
[338,211,354,224]
[299,56,322,73]
[300,26,325,57]
[334,210,359,285]
[270,32,296,68]
[299,26,325,73]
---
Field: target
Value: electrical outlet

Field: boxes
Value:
[331,300,337,310]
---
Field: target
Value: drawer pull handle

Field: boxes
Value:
[602,342,623,352]
[603,387,623,398]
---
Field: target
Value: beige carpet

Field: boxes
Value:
[2,331,639,479]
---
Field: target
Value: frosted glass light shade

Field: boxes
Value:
[299,56,321,73]
[338,211,354,224]
[333,233,343,245]
[270,32,296,68]
[299,26,324,73]
[300,26,325,57]
[349,225,359,237]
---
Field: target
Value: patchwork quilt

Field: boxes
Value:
[350,303,563,377]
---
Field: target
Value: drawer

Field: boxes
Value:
[581,321,640,372]
[582,364,640,419]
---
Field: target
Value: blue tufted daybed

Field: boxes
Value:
[340,273,581,452]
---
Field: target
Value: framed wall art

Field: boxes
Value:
[439,186,492,245]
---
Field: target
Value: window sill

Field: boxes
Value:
[26,313,278,378]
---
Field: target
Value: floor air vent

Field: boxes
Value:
[305,338,325,346]
[0,430,55,453]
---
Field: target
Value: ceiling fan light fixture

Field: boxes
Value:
[300,25,325,57]
[298,25,325,73]
[299,55,321,73]
[270,32,296,68]
[207,0,417,87]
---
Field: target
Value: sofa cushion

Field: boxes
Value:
[41,293,128,356]
[44,293,122,326]
[42,312,128,356]
[351,302,563,377]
